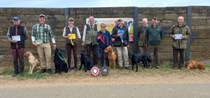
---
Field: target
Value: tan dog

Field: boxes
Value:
[24,51,41,74]
[104,46,117,69]
[187,60,205,70]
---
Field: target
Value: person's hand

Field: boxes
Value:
[82,42,85,46]
[32,42,38,46]
[97,35,101,40]
[63,36,68,39]
[53,44,56,50]
[181,36,187,40]
[127,45,130,48]
[111,38,115,42]
[117,33,121,37]
[11,40,17,44]
[171,35,176,39]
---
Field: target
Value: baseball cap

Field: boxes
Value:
[39,14,45,18]
[68,17,74,21]
[152,17,157,20]
[13,16,20,20]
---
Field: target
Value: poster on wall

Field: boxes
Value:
[86,18,134,42]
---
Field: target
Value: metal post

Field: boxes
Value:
[132,7,139,54]
[64,8,70,26]
[185,6,192,61]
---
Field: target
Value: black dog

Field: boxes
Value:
[79,50,93,72]
[54,48,68,74]
[129,53,152,72]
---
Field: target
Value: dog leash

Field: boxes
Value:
[56,49,65,61]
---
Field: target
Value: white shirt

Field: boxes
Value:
[62,26,81,39]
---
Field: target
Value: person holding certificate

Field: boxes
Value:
[7,16,28,77]
[31,14,56,74]
[111,19,130,69]
[62,17,81,71]
[169,16,191,69]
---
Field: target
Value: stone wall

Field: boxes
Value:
[138,7,188,62]
[0,6,210,66]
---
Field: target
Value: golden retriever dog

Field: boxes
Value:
[104,46,117,69]
[187,60,205,70]
[24,51,41,74]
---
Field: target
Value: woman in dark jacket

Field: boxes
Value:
[97,23,112,67]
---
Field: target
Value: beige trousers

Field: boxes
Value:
[37,43,52,69]
[116,47,129,67]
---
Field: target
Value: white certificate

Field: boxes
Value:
[175,34,182,40]
[12,35,21,41]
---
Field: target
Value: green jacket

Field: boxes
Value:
[146,25,163,46]
[85,24,98,45]
[138,25,148,47]
[169,24,191,49]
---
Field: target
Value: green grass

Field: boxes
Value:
[1,64,210,80]
[1,67,46,80]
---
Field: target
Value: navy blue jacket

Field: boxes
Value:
[97,30,112,49]
[9,25,27,49]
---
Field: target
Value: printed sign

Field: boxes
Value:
[86,18,134,42]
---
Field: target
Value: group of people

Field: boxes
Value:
[139,16,191,69]
[7,14,191,77]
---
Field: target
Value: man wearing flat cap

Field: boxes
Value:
[62,17,81,70]
[146,17,163,68]
[31,14,56,74]
[7,16,28,77]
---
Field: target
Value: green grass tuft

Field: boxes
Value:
[1,67,46,80]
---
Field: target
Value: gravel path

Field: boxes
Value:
[0,83,210,98]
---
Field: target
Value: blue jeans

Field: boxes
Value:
[98,47,108,67]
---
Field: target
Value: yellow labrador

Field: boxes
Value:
[24,51,40,74]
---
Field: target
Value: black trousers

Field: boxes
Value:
[66,43,78,69]
[11,48,24,74]
[86,44,98,65]
[173,49,185,68]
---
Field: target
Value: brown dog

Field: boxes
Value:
[24,51,41,74]
[104,46,117,69]
[187,60,205,70]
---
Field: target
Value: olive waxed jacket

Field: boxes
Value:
[169,24,191,49]
[138,25,148,47]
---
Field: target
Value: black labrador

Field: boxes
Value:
[79,50,93,72]
[129,53,152,72]
[54,48,68,74]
